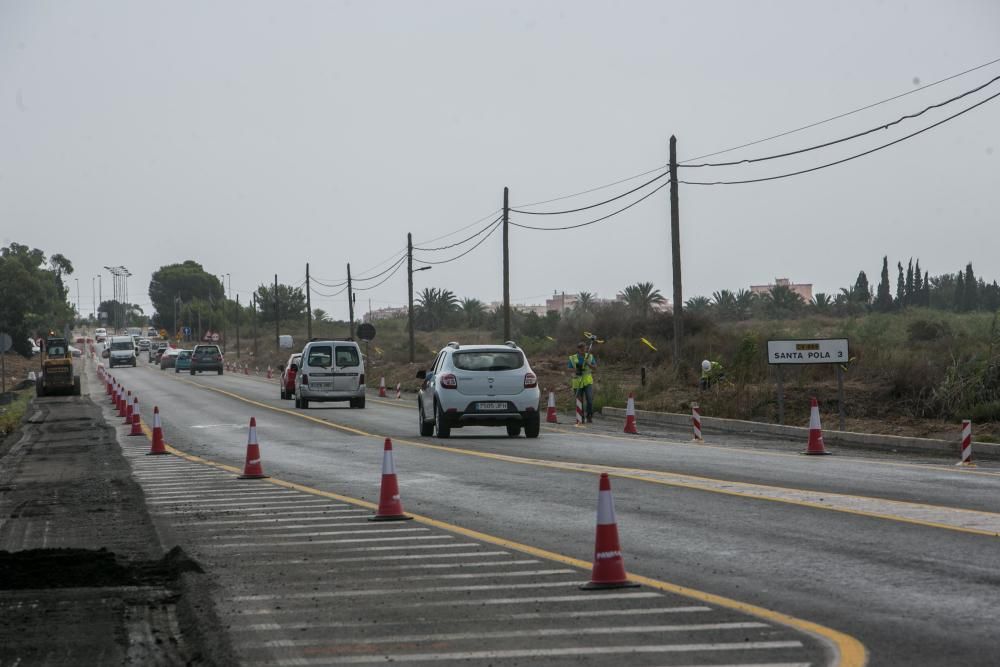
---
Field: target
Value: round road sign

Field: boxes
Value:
[211,333,220,342]
[356,323,376,341]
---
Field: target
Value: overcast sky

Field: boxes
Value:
[2,0,998,321]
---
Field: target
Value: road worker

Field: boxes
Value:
[568,341,597,422]
[700,358,724,390]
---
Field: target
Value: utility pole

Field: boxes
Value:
[252,293,259,360]
[274,274,280,350]
[305,263,312,340]
[97,274,102,316]
[236,294,241,360]
[669,135,683,368]
[91,276,96,322]
[502,186,511,341]
[347,263,355,339]
[408,233,415,363]
[173,295,179,340]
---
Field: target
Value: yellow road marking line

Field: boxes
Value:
[177,379,1000,538]
[128,420,864,667]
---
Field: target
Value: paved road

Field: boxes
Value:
[96,357,1000,665]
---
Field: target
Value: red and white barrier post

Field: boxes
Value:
[692,402,703,442]
[957,419,975,467]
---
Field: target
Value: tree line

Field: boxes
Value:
[0,243,76,355]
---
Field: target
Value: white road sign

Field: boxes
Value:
[767,338,849,365]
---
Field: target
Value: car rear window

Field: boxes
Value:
[335,346,360,367]
[452,350,524,371]
[178,351,192,358]
[111,342,132,351]
[307,345,332,367]
[195,346,219,356]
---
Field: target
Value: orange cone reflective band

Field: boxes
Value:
[581,473,639,590]
[803,397,831,455]
[148,406,167,455]
[957,419,975,467]
[546,391,558,423]
[238,417,269,479]
[370,438,412,522]
[378,377,387,397]
[623,393,638,434]
[692,402,703,442]
[129,397,143,436]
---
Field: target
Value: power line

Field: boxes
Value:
[310,276,348,288]
[681,73,1000,168]
[510,163,669,209]
[352,253,408,281]
[352,256,408,291]
[680,88,1000,186]
[413,215,503,251]
[414,219,503,265]
[414,208,502,246]
[510,180,669,231]
[681,55,1000,164]
[510,170,669,216]
[311,284,349,298]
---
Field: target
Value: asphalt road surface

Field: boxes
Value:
[92,355,1000,666]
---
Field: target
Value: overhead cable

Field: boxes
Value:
[681,74,1000,168]
[310,276,348,288]
[352,256,408,291]
[681,55,1000,164]
[510,170,669,216]
[510,180,669,231]
[511,164,669,209]
[352,254,408,281]
[311,284,349,298]
[414,209,502,246]
[414,215,503,251]
[680,88,1000,185]
[414,219,503,265]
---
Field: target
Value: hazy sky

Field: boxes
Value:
[2,0,998,321]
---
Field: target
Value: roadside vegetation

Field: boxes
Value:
[0,388,32,439]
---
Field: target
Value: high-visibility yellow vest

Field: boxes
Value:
[569,353,595,389]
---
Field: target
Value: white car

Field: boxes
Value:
[416,341,540,439]
[294,339,366,409]
[108,335,137,367]
[94,327,107,343]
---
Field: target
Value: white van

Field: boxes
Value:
[108,335,137,367]
[294,339,365,409]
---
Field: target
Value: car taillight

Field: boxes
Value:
[440,373,457,389]
[215,355,221,361]
[524,372,537,388]
[359,373,365,385]
[301,374,308,384]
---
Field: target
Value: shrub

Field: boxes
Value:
[907,318,951,342]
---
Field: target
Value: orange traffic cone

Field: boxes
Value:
[129,397,143,436]
[623,393,638,434]
[370,438,412,521]
[378,377,387,397]
[244,365,249,376]
[113,382,121,409]
[545,391,558,423]
[266,366,273,379]
[581,473,639,590]
[122,390,133,422]
[110,380,117,404]
[238,417,269,479]
[148,406,167,455]
[803,397,831,455]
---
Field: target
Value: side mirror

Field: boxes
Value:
[415,370,426,379]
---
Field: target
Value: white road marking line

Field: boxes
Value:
[257,642,804,664]
[230,581,581,601]
[147,488,303,497]
[210,527,429,539]
[153,502,340,514]
[212,535,455,548]
[147,493,302,504]
[369,568,575,581]
[257,622,770,648]
[415,592,662,607]
[230,607,713,631]
[326,559,540,571]
[180,513,371,525]
[137,481,243,489]
[253,545,488,564]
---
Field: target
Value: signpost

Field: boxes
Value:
[356,323,376,367]
[0,332,11,395]
[767,338,849,428]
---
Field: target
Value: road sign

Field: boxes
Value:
[182,327,192,336]
[211,333,220,342]
[767,338,849,365]
[159,329,167,338]
[357,323,376,341]
[0,333,11,352]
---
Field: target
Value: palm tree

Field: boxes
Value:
[460,297,485,328]
[416,287,459,330]
[684,296,712,313]
[734,289,757,320]
[312,308,330,322]
[811,293,832,314]
[760,285,805,319]
[621,282,665,320]
[712,290,738,320]
[574,292,595,313]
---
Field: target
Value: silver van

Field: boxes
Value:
[294,339,366,409]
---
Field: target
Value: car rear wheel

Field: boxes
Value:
[524,414,541,439]
[434,402,451,438]
[350,396,366,409]
[506,424,522,438]
[217,369,223,375]
[418,403,434,437]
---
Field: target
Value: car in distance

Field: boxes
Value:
[190,344,224,375]
[174,349,193,373]
[280,353,302,400]
[138,338,151,351]
[160,347,181,370]
[108,335,137,368]
[293,340,365,409]
[416,341,540,439]
[151,341,168,363]
[94,327,107,343]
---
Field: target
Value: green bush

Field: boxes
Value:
[907,318,952,342]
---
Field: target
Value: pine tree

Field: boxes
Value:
[896,262,905,308]
[905,259,914,306]
[853,271,871,304]
[964,263,979,311]
[955,270,966,312]
[876,256,892,312]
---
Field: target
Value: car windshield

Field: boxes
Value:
[452,350,524,371]
[111,342,132,351]
[335,346,360,367]
[308,345,332,367]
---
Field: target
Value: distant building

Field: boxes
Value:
[750,278,813,303]
[364,306,407,322]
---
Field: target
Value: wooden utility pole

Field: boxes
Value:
[252,293,258,360]
[274,274,279,350]
[408,233,415,363]
[669,136,683,368]
[347,263,355,339]
[305,263,312,340]
[502,186,511,341]
[235,294,241,360]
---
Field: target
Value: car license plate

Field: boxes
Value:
[478,402,507,411]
